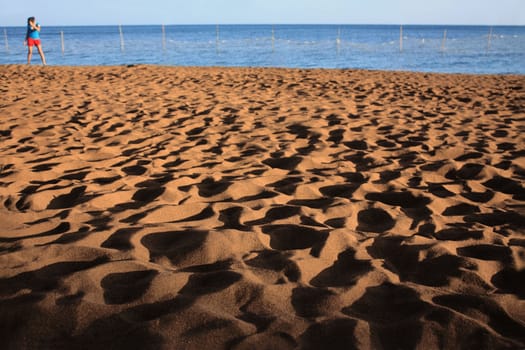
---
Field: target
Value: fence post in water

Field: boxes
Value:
[60,31,65,55]
[272,25,275,53]
[336,26,341,55]
[441,29,447,52]
[119,25,125,52]
[399,25,403,52]
[216,25,220,53]
[162,24,166,51]
[487,26,493,51]
[3,28,8,52]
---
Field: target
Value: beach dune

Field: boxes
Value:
[0,65,524,349]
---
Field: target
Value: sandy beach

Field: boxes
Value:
[0,64,524,349]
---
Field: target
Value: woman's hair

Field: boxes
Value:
[27,17,35,25]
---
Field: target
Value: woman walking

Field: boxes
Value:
[25,17,46,65]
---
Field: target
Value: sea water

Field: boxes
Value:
[1,24,524,74]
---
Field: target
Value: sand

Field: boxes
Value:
[0,64,524,349]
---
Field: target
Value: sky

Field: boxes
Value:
[1,0,524,26]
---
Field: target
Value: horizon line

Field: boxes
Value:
[2,22,524,27]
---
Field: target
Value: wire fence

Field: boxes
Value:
[1,25,524,73]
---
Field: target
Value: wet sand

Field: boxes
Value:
[0,64,524,349]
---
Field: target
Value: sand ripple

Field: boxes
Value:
[0,65,524,349]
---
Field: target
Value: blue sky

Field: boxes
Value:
[1,0,523,26]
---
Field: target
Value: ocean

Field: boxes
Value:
[1,24,524,74]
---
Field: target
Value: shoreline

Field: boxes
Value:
[3,62,525,76]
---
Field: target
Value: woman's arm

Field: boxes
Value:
[28,21,40,31]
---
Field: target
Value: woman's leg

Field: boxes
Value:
[27,45,33,64]
[36,44,46,65]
